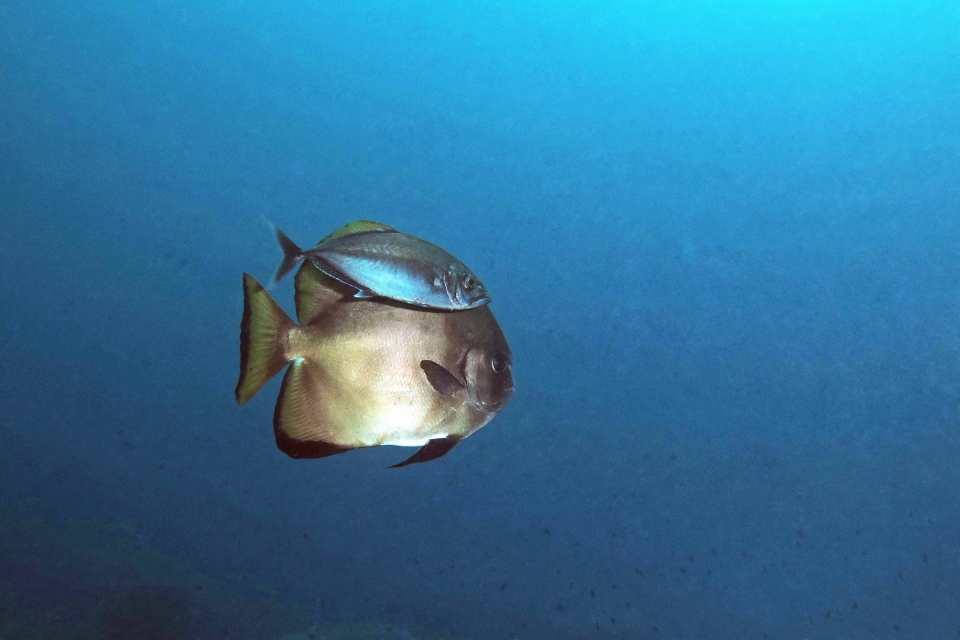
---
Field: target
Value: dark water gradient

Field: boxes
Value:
[2,0,959,637]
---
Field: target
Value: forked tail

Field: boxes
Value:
[273,225,304,283]
[236,273,296,404]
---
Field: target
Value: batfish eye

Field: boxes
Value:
[463,274,476,290]
[491,354,508,373]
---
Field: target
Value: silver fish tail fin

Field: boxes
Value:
[236,273,296,405]
[273,225,304,283]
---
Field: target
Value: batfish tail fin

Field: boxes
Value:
[236,273,296,405]
[273,225,304,283]
[274,359,353,459]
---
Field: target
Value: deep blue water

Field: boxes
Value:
[2,1,959,638]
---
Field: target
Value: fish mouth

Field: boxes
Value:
[466,295,492,309]
[474,383,514,414]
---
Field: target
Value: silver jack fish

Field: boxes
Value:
[273,220,490,310]
[236,262,513,467]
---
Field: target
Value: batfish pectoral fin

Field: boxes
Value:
[420,360,465,397]
[273,358,355,459]
[388,435,462,468]
[319,220,395,244]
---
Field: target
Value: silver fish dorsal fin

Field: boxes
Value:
[319,220,395,244]
[293,261,353,324]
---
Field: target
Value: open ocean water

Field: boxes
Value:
[2,1,960,638]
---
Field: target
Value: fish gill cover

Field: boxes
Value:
[1,0,959,638]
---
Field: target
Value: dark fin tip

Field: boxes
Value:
[388,436,461,468]
[272,367,353,459]
[235,273,256,404]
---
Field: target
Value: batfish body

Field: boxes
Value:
[273,220,490,310]
[236,262,513,467]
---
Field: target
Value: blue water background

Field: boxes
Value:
[2,0,959,637]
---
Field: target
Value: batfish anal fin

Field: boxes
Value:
[273,359,356,459]
[318,220,395,245]
[389,435,462,468]
[420,360,465,397]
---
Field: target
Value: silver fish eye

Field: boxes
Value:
[462,274,476,290]
[491,354,508,373]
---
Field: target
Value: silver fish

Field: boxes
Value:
[236,261,513,467]
[273,220,490,310]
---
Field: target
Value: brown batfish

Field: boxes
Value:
[235,262,514,467]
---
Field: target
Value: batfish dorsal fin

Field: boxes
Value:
[319,220,395,244]
[420,360,465,397]
[389,435,462,468]
[274,359,355,459]
[293,261,354,324]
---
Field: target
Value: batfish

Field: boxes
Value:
[272,220,490,310]
[236,262,513,467]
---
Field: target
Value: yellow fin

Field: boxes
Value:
[235,273,296,405]
[273,359,354,459]
[293,261,355,324]
[318,219,394,244]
